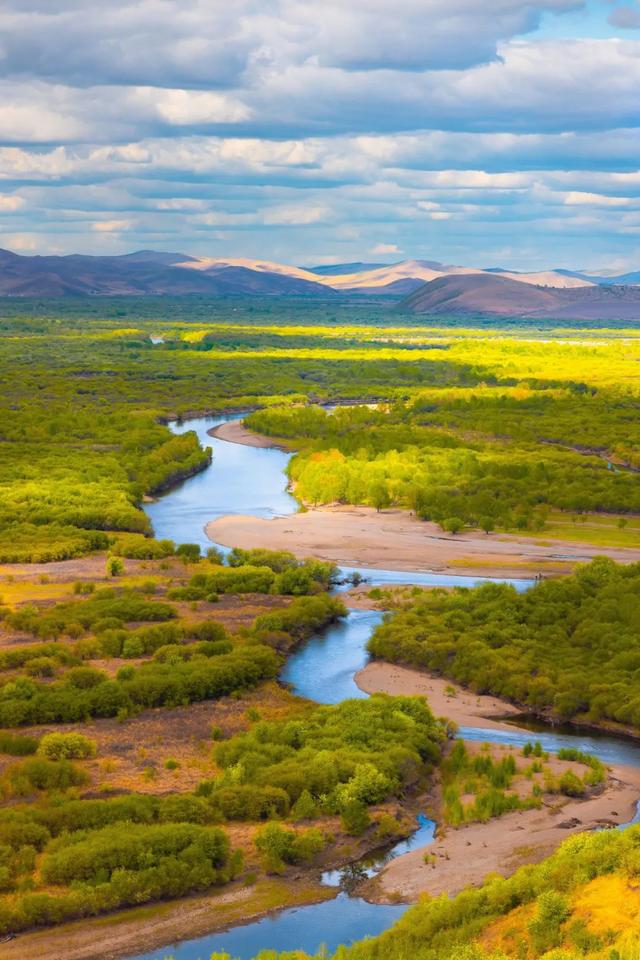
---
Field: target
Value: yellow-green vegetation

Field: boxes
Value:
[246,395,640,536]
[209,694,445,831]
[2,303,640,561]
[0,566,344,726]
[238,826,640,959]
[0,533,447,939]
[440,741,605,825]
[368,557,640,730]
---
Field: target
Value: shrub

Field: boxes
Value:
[38,733,97,761]
[0,733,39,757]
[106,556,124,577]
[341,800,371,836]
[6,758,89,795]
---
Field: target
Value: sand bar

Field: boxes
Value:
[206,504,640,579]
[208,420,291,450]
[369,762,640,902]
[356,661,523,732]
[357,662,640,902]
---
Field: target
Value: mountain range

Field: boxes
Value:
[0,247,638,319]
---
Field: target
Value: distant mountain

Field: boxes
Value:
[491,270,593,289]
[117,250,197,264]
[0,249,336,298]
[0,247,637,306]
[401,274,640,320]
[594,271,640,286]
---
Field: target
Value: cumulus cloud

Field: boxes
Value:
[370,243,401,254]
[92,219,133,232]
[0,0,638,269]
[0,0,583,88]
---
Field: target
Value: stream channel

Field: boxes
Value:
[133,413,640,960]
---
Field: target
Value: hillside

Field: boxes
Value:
[402,273,640,319]
[0,249,336,298]
[0,248,637,306]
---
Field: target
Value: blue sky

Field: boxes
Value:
[0,0,639,271]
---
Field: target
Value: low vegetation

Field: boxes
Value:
[368,557,640,731]
[239,826,640,959]
[440,741,605,825]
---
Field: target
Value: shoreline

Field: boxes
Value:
[356,661,524,733]
[205,417,640,578]
[2,879,334,960]
[356,660,640,903]
[206,504,640,580]
[208,419,292,451]
[365,761,640,904]
[355,659,640,744]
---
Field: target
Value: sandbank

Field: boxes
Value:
[208,420,291,450]
[206,505,640,579]
[368,763,640,902]
[356,661,523,732]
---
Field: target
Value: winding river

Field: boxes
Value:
[134,414,640,960]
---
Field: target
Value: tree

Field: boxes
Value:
[370,482,391,513]
[340,799,371,836]
[442,517,464,535]
[176,543,201,564]
[106,556,124,578]
[480,516,495,535]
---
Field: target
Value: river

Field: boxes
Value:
[134,414,640,960]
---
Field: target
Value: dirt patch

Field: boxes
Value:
[3,682,305,796]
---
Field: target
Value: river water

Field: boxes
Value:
[134,414,640,960]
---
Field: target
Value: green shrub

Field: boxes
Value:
[38,733,97,761]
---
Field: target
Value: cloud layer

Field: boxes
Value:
[0,0,639,269]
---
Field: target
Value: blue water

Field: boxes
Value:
[144,414,297,554]
[460,724,640,768]
[131,415,640,960]
[133,895,408,960]
[336,566,534,593]
[281,609,384,704]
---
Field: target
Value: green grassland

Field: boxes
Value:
[1,297,639,561]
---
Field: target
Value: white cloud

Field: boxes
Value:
[145,89,252,125]
[0,1,638,268]
[0,194,24,211]
[563,191,635,206]
[370,243,401,254]
[92,219,133,232]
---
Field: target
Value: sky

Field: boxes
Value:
[0,0,639,271]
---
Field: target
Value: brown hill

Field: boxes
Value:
[401,273,640,320]
[0,249,336,298]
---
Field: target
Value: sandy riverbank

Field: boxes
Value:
[369,762,640,902]
[2,879,333,960]
[356,661,523,732]
[206,504,640,579]
[208,420,292,450]
[356,661,640,903]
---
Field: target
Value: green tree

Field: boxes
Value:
[106,556,124,578]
